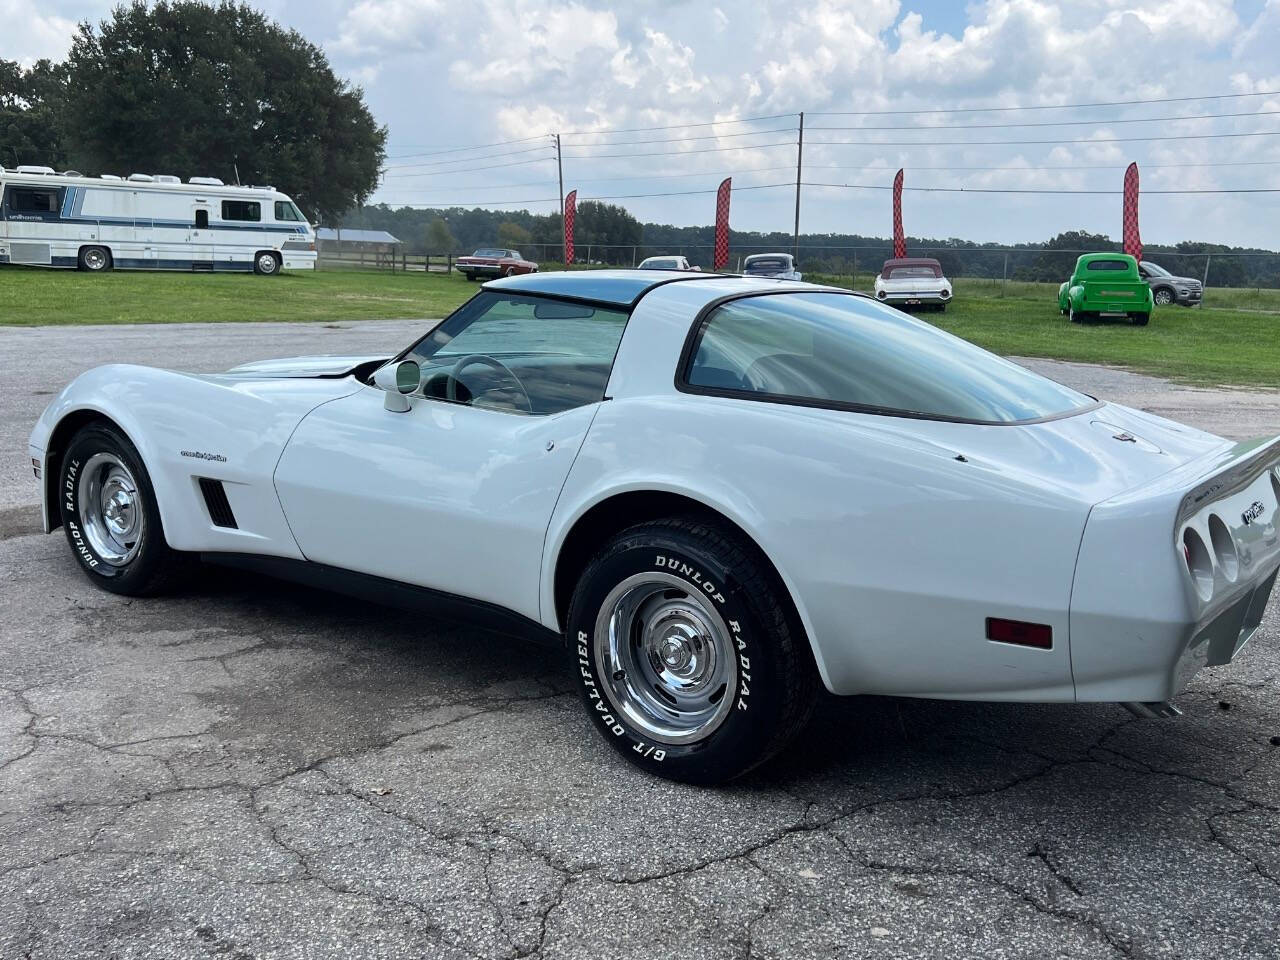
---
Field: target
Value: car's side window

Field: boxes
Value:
[401,293,629,415]
[682,292,1093,423]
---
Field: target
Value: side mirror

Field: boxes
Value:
[373,359,421,412]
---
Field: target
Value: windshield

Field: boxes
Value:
[684,292,1094,424]
[1142,262,1171,277]
[887,266,939,279]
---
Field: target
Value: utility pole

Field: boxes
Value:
[555,133,565,260]
[793,112,804,260]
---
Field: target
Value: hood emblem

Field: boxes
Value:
[1113,432,1137,443]
[1242,501,1265,525]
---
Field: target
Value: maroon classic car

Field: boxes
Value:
[455,248,539,281]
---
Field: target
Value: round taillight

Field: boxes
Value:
[877,289,887,299]
[1182,527,1214,601]
[1207,514,1238,583]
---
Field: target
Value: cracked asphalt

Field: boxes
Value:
[2,320,1280,958]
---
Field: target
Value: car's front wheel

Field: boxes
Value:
[254,251,281,275]
[566,517,816,784]
[1153,288,1174,307]
[58,423,193,595]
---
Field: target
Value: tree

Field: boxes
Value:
[497,221,531,249]
[0,59,69,168]
[425,218,456,253]
[62,1,385,223]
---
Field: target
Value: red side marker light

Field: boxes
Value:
[986,617,1053,650]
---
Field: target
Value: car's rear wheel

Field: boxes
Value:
[58,423,194,595]
[566,517,816,784]
[504,266,517,277]
[1130,312,1150,326]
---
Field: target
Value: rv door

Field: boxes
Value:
[189,203,214,270]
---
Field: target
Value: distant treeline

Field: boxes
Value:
[339,204,1280,288]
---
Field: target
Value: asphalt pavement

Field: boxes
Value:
[2,319,1279,958]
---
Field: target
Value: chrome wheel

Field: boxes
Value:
[1154,288,1173,306]
[256,252,279,274]
[82,247,108,271]
[594,572,738,745]
[77,452,144,566]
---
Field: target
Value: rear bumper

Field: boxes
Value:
[1071,438,1280,701]
[458,264,502,276]
[877,291,951,305]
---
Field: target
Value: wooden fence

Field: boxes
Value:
[317,251,456,273]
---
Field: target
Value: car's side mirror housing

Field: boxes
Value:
[373,359,421,412]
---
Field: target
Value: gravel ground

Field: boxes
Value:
[2,320,1279,959]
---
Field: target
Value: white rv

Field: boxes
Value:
[0,165,316,275]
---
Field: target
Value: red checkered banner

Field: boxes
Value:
[563,190,577,265]
[1122,162,1142,264]
[713,177,732,269]
[892,168,906,259]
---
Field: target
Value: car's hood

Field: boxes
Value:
[222,356,386,378]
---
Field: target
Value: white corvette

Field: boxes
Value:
[28,271,1280,783]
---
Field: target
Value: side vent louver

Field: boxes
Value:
[198,478,238,529]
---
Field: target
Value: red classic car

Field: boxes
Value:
[455,248,539,281]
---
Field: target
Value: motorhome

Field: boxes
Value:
[0,165,316,275]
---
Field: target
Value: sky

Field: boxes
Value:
[3,0,1279,247]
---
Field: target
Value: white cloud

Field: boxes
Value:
[0,0,79,65]
[10,0,1280,244]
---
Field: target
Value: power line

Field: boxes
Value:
[381,156,556,179]
[808,89,1280,116]
[392,197,562,208]
[562,139,798,160]
[804,129,1280,148]
[555,125,797,147]
[578,182,792,201]
[383,143,554,170]
[377,179,562,194]
[803,181,1280,195]
[385,134,551,160]
[800,159,1280,172]
[560,112,795,136]
[808,108,1280,132]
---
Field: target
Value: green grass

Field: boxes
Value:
[2,265,1278,388]
[0,265,475,325]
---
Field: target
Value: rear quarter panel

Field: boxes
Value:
[543,280,1089,700]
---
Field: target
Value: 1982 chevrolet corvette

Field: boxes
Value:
[28,271,1280,782]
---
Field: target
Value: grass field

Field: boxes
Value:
[1,265,1278,388]
[0,265,474,326]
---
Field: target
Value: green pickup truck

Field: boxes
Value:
[1058,253,1153,326]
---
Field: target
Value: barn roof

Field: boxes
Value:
[316,228,401,245]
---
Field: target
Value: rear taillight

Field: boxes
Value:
[986,618,1053,649]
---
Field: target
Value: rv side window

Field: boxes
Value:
[273,201,304,222]
[222,200,261,222]
[6,187,60,214]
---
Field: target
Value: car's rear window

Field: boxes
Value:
[1085,260,1129,271]
[887,266,939,279]
[683,292,1094,424]
[745,258,790,273]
